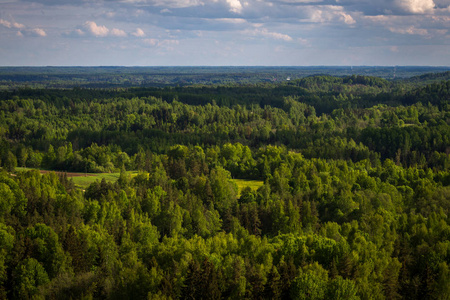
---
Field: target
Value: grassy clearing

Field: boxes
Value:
[68,171,139,189]
[14,167,138,189]
[71,173,121,189]
[15,168,263,193]
[233,179,264,198]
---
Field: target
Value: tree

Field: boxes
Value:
[209,167,238,213]
[290,263,328,300]
[17,146,29,168]
[0,172,27,219]
[25,223,70,279]
[182,259,201,300]
[4,151,17,172]
[326,276,359,300]
[181,258,222,300]
[263,265,282,299]
[42,145,56,168]
[13,258,49,299]
[0,183,15,220]
[0,223,15,297]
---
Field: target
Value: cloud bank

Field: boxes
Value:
[0,0,448,65]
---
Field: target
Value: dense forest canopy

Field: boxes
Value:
[0,68,449,299]
[0,66,449,89]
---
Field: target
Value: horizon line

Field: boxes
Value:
[0,65,450,68]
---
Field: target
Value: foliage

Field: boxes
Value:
[0,70,449,299]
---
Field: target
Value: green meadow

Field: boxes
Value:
[15,168,138,190]
[15,167,263,195]
[233,179,264,198]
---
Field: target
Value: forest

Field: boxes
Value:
[0,69,449,299]
[1,66,449,89]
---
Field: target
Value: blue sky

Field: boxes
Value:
[0,0,449,66]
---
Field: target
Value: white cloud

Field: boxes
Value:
[0,19,25,29]
[244,28,293,41]
[32,28,47,37]
[279,0,322,3]
[124,0,203,8]
[0,19,12,28]
[364,13,448,37]
[395,0,436,14]
[364,15,391,23]
[84,21,109,37]
[160,39,180,46]
[297,37,309,45]
[339,12,356,25]
[62,28,85,38]
[132,28,145,37]
[111,28,127,37]
[69,22,129,38]
[1,0,449,65]
[431,15,450,23]
[308,6,356,25]
[1,18,46,37]
[262,30,293,41]
[74,29,85,36]
[143,38,159,46]
[13,22,25,29]
[226,0,243,13]
[143,38,180,48]
[216,18,247,24]
[389,25,429,35]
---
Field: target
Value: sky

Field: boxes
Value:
[0,0,449,66]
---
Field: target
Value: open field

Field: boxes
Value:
[70,173,124,189]
[15,167,137,189]
[15,168,264,194]
[233,179,264,198]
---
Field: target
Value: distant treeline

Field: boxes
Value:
[0,66,449,89]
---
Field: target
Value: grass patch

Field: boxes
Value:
[233,179,264,198]
[15,168,262,193]
[71,173,121,189]
[14,168,137,190]
[69,171,139,189]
